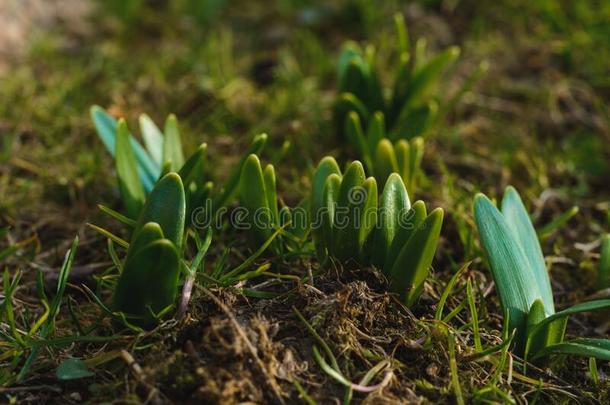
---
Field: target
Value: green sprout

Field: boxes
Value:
[311,157,443,306]
[1,236,79,383]
[90,106,267,219]
[344,111,423,193]
[238,154,310,255]
[474,186,610,362]
[333,13,469,141]
[111,172,185,328]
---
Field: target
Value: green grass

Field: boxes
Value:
[1,0,610,403]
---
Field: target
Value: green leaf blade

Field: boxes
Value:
[115,119,146,219]
[474,193,543,349]
[372,173,410,269]
[163,114,185,171]
[389,207,443,306]
[139,113,164,166]
[134,172,186,249]
[501,186,554,314]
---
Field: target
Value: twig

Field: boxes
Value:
[177,273,195,319]
[120,350,163,405]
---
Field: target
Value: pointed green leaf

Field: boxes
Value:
[311,157,341,216]
[284,198,310,242]
[337,42,364,85]
[524,299,550,360]
[501,186,554,314]
[339,60,369,103]
[474,193,543,349]
[115,119,146,218]
[364,56,385,113]
[366,111,385,154]
[113,239,180,327]
[159,160,173,178]
[414,38,428,72]
[394,13,409,56]
[529,299,610,343]
[212,133,267,212]
[334,92,370,135]
[97,204,136,227]
[239,154,272,245]
[163,114,185,171]
[134,173,185,249]
[389,208,443,306]
[263,164,279,227]
[531,339,610,361]
[392,100,438,140]
[358,177,378,261]
[395,140,410,188]
[178,143,207,186]
[537,206,579,241]
[125,222,164,263]
[332,161,366,262]
[345,112,372,173]
[90,105,118,155]
[139,113,164,165]
[90,106,160,192]
[311,157,341,258]
[385,200,427,271]
[322,174,342,258]
[402,137,424,195]
[373,139,398,187]
[372,173,411,269]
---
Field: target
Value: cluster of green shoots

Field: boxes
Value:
[334,14,487,195]
[5,12,609,387]
[88,15,610,367]
[90,106,267,220]
[474,187,610,362]
[310,158,442,305]
[87,102,446,328]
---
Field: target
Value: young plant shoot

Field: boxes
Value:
[334,13,469,140]
[112,172,185,328]
[238,154,309,255]
[474,186,610,362]
[345,111,423,194]
[310,157,443,306]
[91,106,267,219]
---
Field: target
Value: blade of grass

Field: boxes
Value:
[467,279,482,352]
[435,262,469,320]
[448,333,465,405]
[17,236,78,381]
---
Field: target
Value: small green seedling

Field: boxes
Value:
[311,157,443,306]
[344,111,423,194]
[112,172,185,327]
[474,186,610,362]
[92,171,285,328]
[334,13,477,140]
[91,106,267,219]
[1,236,79,383]
[238,154,309,255]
